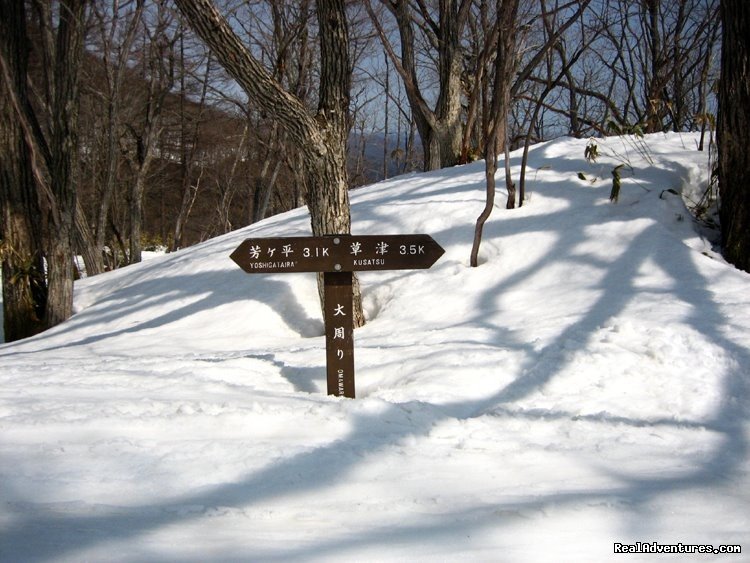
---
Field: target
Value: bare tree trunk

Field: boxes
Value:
[0,0,46,340]
[127,3,174,263]
[172,170,199,250]
[383,50,390,180]
[697,14,720,151]
[1,0,87,336]
[44,0,87,328]
[129,148,156,263]
[462,2,498,164]
[253,157,283,223]
[214,125,250,234]
[311,0,365,326]
[175,0,364,327]
[718,0,750,272]
[470,0,519,266]
[74,200,101,276]
[93,0,144,271]
[171,37,212,252]
[366,0,471,171]
[643,0,665,132]
[470,133,498,268]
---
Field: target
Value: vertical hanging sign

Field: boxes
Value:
[323,271,355,397]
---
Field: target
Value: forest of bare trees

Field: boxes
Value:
[2,0,744,343]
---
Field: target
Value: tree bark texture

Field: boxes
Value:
[74,200,101,277]
[175,0,364,327]
[174,0,324,160]
[44,0,87,329]
[0,1,47,341]
[718,0,750,272]
[470,0,519,266]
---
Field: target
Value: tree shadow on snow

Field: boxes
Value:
[2,140,748,560]
[0,268,322,356]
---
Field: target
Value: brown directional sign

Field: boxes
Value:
[230,232,445,399]
[324,271,355,398]
[230,234,444,274]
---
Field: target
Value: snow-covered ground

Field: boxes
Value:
[1,133,748,562]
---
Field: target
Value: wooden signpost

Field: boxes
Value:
[230,234,445,398]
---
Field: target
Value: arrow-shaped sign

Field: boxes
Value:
[230,234,445,274]
[230,232,445,399]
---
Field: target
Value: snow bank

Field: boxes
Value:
[1,134,748,562]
